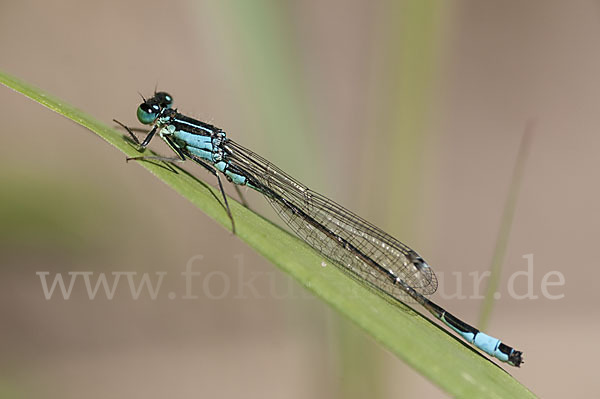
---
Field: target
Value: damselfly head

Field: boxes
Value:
[136,92,174,125]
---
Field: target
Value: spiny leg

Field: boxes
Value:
[118,126,237,233]
[162,135,237,233]
[234,185,250,209]
[114,119,160,150]
[186,153,236,234]
[126,133,187,163]
[126,155,185,163]
[113,120,148,134]
[215,172,236,234]
[125,148,235,233]
[113,119,143,145]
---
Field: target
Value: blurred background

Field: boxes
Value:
[1,0,598,397]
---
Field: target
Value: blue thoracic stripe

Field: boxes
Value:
[177,119,213,134]
[171,129,216,163]
[172,127,248,185]
[174,130,213,150]
[173,115,217,134]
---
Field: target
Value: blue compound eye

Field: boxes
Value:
[137,102,160,124]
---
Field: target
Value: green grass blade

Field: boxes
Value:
[0,70,535,398]
[479,124,534,331]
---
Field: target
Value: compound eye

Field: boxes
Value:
[155,92,173,108]
[137,103,160,124]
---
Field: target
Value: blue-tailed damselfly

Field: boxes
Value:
[114,92,523,367]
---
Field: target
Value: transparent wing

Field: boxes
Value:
[224,139,438,301]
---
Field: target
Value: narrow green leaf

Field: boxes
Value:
[0,70,535,398]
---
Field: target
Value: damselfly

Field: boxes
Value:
[115,92,523,367]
